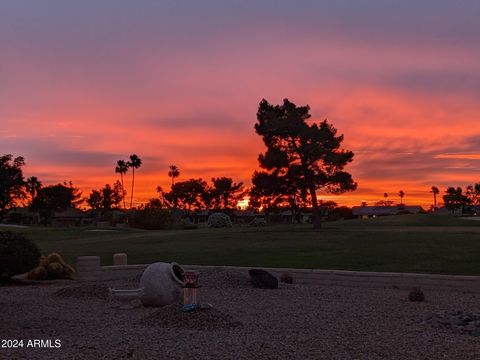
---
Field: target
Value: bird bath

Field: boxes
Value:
[109,288,144,309]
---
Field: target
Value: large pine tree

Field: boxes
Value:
[252,98,357,228]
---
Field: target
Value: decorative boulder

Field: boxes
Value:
[248,269,278,289]
[140,262,185,307]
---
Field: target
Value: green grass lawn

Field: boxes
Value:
[4,214,480,275]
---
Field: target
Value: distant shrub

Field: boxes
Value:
[172,217,197,230]
[0,231,40,282]
[207,213,232,228]
[250,218,267,226]
[129,208,174,230]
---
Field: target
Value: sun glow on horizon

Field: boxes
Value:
[1,1,480,209]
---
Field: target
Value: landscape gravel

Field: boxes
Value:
[1,268,480,359]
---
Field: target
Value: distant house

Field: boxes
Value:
[52,208,89,227]
[193,210,210,225]
[434,205,480,216]
[351,205,424,218]
[276,210,314,224]
[233,210,265,224]
[2,207,40,225]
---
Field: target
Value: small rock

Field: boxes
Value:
[471,328,480,337]
[280,272,294,284]
[408,288,425,302]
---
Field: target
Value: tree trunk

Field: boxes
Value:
[121,173,126,209]
[309,186,322,229]
[130,168,135,209]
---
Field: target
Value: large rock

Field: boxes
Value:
[248,269,278,289]
[140,262,185,307]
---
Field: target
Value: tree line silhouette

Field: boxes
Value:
[1,99,478,226]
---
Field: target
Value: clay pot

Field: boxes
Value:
[140,262,185,306]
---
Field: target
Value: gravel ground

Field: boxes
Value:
[1,268,480,360]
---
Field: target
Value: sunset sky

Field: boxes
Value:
[1,1,480,208]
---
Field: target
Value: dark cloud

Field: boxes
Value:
[147,115,250,131]
[380,69,480,99]
[0,137,124,167]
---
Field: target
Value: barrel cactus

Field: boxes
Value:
[47,262,64,278]
[27,252,75,280]
[27,266,48,280]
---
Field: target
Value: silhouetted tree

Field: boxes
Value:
[32,183,83,225]
[466,183,480,205]
[398,190,405,205]
[111,181,124,208]
[383,193,388,206]
[115,160,129,209]
[87,190,103,210]
[168,165,180,188]
[25,176,42,206]
[253,99,357,228]
[145,198,163,209]
[127,154,142,208]
[443,187,469,214]
[209,177,245,209]
[250,171,286,217]
[0,154,26,215]
[430,186,439,209]
[156,185,170,207]
[163,179,207,215]
[88,182,124,211]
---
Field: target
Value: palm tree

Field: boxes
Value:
[168,165,180,188]
[399,190,405,205]
[127,154,142,208]
[25,176,42,205]
[383,192,388,206]
[115,160,129,209]
[431,186,440,209]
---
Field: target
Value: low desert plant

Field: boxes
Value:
[129,208,174,230]
[207,213,233,228]
[408,287,425,302]
[0,231,40,282]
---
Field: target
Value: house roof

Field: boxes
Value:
[53,207,86,218]
[6,207,38,216]
[352,205,423,216]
